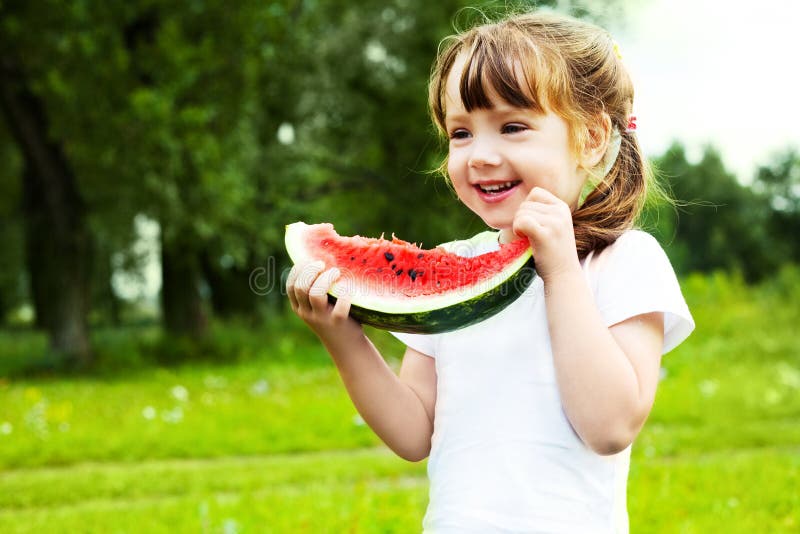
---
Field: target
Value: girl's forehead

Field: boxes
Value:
[443,51,545,117]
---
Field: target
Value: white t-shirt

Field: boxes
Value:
[392,230,694,533]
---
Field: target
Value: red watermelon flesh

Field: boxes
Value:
[285,222,536,333]
[296,223,530,296]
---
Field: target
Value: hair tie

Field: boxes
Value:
[600,116,637,176]
[601,128,622,177]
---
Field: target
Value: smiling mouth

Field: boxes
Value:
[475,181,521,194]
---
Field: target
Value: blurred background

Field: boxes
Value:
[0,0,798,532]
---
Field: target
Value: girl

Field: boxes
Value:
[286,10,694,533]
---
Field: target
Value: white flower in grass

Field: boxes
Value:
[352,414,366,427]
[0,422,12,435]
[142,406,157,420]
[25,401,49,437]
[698,379,718,398]
[777,362,800,389]
[249,379,269,396]
[204,375,227,389]
[222,519,239,534]
[162,406,184,424]
[171,385,189,402]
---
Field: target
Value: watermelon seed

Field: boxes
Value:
[377,267,383,273]
[391,264,397,270]
[396,269,403,276]
[384,252,394,262]
[417,253,424,259]
[408,269,417,281]
[350,256,355,261]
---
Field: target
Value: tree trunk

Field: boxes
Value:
[0,56,93,365]
[93,243,122,327]
[201,250,261,321]
[161,229,208,338]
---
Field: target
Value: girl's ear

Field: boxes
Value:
[581,113,613,169]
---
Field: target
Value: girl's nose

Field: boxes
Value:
[468,138,502,168]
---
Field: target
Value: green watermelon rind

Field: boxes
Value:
[331,257,536,333]
[285,222,537,333]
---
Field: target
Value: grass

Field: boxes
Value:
[1,267,799,532]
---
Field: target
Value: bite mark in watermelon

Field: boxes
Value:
[285,222,536,334]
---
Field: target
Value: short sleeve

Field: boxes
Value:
[390,332,438,358]
[591,231,694,354]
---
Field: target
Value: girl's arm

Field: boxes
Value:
[513,188,664,455]
[286,261,436,461]
[544,272,663,455]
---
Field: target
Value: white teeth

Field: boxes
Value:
[479,181,517,192]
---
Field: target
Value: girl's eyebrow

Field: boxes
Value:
[444,110,470,124]
[446,105,537,123]
[491,104,540,118]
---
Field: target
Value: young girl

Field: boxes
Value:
[286,10,693,533]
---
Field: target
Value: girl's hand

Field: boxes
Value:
[286,260,362,340]
[512,187,582,282]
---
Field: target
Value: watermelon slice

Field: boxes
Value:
[285,222,536,334]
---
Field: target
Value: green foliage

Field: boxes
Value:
[646,142,784,281]
[754,147,800,264]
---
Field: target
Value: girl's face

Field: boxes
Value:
[444,55,589,238]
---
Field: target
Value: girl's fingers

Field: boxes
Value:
[286,264,300,310]
[308,267,340,312]
[524,186,561,204]
[331,290,352,321]
[291,260,325,311]
[513,209,564,244]
[513,212,545,237]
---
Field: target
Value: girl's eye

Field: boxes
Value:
[449,128,471,140]
[502,123,528,134]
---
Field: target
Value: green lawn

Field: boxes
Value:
[1,268,799,532]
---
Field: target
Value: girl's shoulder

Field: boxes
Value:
[591,229,666,269]
[609,228,662,250]
[584,229,677,289]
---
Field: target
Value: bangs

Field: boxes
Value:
[429,19,573,138]
[456,31,548,114]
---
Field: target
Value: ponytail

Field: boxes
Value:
[572,128,650,258]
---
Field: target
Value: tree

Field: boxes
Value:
[754,147,800,265]
[652,142,776,280]
[0,0,641,365]
[0,47,94,363]
[0,124,25,325]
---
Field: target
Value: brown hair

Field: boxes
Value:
[429,10,655,257]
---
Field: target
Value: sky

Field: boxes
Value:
[609,0,800,181]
